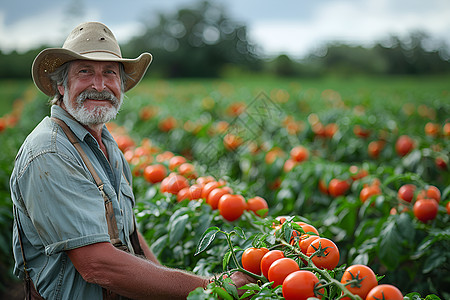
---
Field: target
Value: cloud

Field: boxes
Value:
[249,0,450,58]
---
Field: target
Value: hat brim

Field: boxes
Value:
[32,48,152,96]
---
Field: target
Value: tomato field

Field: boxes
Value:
[0,75,449,299]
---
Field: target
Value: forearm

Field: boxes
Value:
[68,242,208,299]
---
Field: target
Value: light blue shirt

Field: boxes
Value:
[10,105,136,299]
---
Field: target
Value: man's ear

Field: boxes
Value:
[57,85,65,96]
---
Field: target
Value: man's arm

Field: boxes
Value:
[67,242,208,300]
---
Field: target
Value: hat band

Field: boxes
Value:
[78,50,122,59]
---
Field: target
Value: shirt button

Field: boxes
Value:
[120,209,123,215]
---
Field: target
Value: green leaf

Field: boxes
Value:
[378,218,402,269]
[195,227,220,256]
[222,279,239,300]
[223,250,232,270]
[169,214,189,244]
[233,226,246,239]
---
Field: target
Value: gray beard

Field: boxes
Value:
[63,89,123,126]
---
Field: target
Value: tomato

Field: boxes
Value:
[353,125,371,138]
[360,185,381,203]
[260,250,285,279]
[246,196,269,217]
[241,247,269,275]
[299,235,320,255]
[202,181,221,199]
[143,164,167,184]
[282,270,323,300]
[306,237,340,270]
[161,173,189,194]
[291,222,320,243]
[366,284,403,300]
[395,135,414,157]
[178,162,197,179]
[368,140,385,158]
[290,145,309,162]
[340,265,378,300]
[435,157,447,170]
[446,202,450,215]
[267,257,300,288]
[186,184,203,200]
[318,179,328,195]
[424,122,440,137]
[324,123,338,138]
[196,176,215,186]
[413,198,438,223]
[176,187,190,202]
[168,155,186,171]
[416,185,441,203]
[397,184,416,203]
[328,179,351,197]
[218,194,247,221]
[283,158,297,172]
[207,188,229,210]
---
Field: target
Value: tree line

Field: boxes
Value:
[1,1,449,79]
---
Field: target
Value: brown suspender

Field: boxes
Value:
[51,117,125,249]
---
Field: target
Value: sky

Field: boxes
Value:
[1,0,450,59]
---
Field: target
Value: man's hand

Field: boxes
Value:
[230,271,258,296]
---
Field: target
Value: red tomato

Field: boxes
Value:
[218,194,246,222]
[366,284,403,300]
[241,247,269,275]
[306,237,340,270]
[260,250,285,279]
[267,258,300,288]
[397,184,416,203]
[328,179,351,197]
[413,198,439,223]
[395,135,414,157]
[282,270,323,300]
[299,235,320,255]
[340,265,378,300]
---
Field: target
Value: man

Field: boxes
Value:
[10,21,253,299]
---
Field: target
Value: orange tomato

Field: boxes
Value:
[268,258,300,288]
[218,194,246,221]
[246,196,269,217]
[241,247,269,275]
[143,164,167,184]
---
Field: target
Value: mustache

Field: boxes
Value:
[76,89,120,106]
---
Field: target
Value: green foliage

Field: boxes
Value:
[0,76,449,299]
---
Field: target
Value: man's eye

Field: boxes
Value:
[79,69,89,74]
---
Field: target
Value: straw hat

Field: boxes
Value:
[32,21,152,96]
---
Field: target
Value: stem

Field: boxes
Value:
[224,232,267,283]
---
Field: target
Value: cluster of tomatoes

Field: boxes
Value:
[396,183,444,222]
[239,218,404,300]
[140,152,269,222]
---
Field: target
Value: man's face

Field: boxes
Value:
[58,60,123,126]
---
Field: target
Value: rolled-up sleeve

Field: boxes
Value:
[18,151,110,256]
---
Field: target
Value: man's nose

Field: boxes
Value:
[92,73,105,91]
